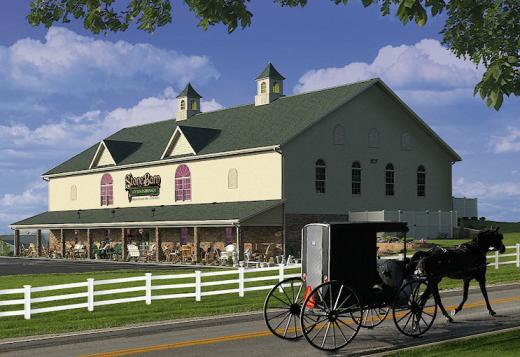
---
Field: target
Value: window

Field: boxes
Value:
[417,165,426,197]
[385,163,395,196]
[352,161,361,195]
[71,185,77,201]
[180,99,185,110]
[190,99,198,110]
[260,81,267,94]
[368,128,379,148]
[225,227,234,246]
[401,132,411,150]
[272,81,280,93]
[315,159,326,194]
[100,174,113,206]
[228,168,238,189]
[333,124,345,145]
[175,164,191,201]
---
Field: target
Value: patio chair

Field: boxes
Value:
[180,245,193,263]
[73,243,86,259]
[112,243,122,260]
[127,244,140,262]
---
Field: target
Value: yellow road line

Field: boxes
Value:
[79,295,520,357]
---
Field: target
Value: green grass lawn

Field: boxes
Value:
[0,267,299,339]
[389,328,520,357]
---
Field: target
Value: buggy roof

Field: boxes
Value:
[319,221,409,233]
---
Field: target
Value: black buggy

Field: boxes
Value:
[263,222,438,351]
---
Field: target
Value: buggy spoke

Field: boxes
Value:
[333,285,344,310]
[309,320,328,342]
[402,311,414,332]
[290,280,295,303]
[317,290,329,311]
[295,284,303,303]
[282,312,292,337]
[335,293,352,312]
[336,317,357,332]
[396,310,412,323]
[268,309,290,320]
[334,320,349,343]
[273,311,292,331]
[281,286,293,306]
[271,293,291,307]
[321,322,331,349]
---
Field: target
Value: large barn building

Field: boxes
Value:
[11,63,461,261]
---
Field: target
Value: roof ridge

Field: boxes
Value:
[280,78,379,100]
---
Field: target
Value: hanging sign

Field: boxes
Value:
[125,173,161,202]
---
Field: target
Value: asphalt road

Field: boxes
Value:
[1,284,519,357]
[0,257,193,275]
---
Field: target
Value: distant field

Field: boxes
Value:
[389,328,520,357]
[461,219,520,234]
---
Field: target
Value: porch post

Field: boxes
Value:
[236,225,244,261]
[13,229,20,257]
[121,228,127,261]
[60,229,65,258]
[155,227,161,262]
[193,227,199,264]
[87,229,92,259]
[36,229,42,257]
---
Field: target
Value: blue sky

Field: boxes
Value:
[0,1,519,232]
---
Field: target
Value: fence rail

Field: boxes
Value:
[0,264,301,320]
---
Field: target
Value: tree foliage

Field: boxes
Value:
[27,0,519,110]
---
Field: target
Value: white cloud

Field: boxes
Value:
[489,127,520,153]
[0,27,219,95]
[454,177,520,199]
[0,87,224,152]
[0,181,47,209]
[294,39,483,104]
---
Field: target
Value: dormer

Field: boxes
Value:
[255,62,285,106]
[176,83,202,121]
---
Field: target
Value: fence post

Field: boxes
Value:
[145,273,152,305]
[495,251,499,269]
[23,285,31,320]
[516,244,520,268]
[399,253,404,261]
[278,264,285,292]
[195,270,201,302]
[87,278,94,312]
[238,267,245,297]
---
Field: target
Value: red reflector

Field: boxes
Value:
[304,286,315,309]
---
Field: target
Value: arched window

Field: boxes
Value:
[401,132,411,150]
[352,161,361,195]
[180,99,186,110]
[417,165,426,197]
[260,81,267,94]
[190,99,198,110]
[333,124,345,145]
[175,164,191,201]
[71,185,77,201]
[228,168,238,189]
[272,81,280,93]
[385,163,395,196]
[368,128,379,148]
[100,174,113,206]
[315,159,326,194]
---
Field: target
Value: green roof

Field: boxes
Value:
[176,83,202,98]
[256,63,285,80]
[44,79,377,175]
[11,200,282,228]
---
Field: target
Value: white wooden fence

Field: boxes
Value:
[0,264,301,320]
[382,244,520,270]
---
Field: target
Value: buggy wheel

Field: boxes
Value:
[393,279,437,337]
[263,277,304,340]
[360,306,390,329]
[300,281,362,351]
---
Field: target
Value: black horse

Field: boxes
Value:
[408,227,506,322]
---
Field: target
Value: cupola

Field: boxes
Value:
[255,62,285,106]
[176,83,202,121]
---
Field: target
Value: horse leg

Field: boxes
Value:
[432,282,454,323]
[452,279,470,316]
[477,278,496,316]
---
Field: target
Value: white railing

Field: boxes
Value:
[381,244,520,270]
[0,264,301,320]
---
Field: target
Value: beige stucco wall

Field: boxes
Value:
[283,84,456,214]
[48,151,282,211]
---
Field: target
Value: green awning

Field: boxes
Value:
[11,200,283,229]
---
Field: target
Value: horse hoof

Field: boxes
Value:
[446,316,454,323]
[489,310,496,316]
[451,309,458,316]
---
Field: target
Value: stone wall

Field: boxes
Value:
[284,213,348,257]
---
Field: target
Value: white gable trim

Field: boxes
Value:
[89,141,116,169]
[160,126,197,159]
